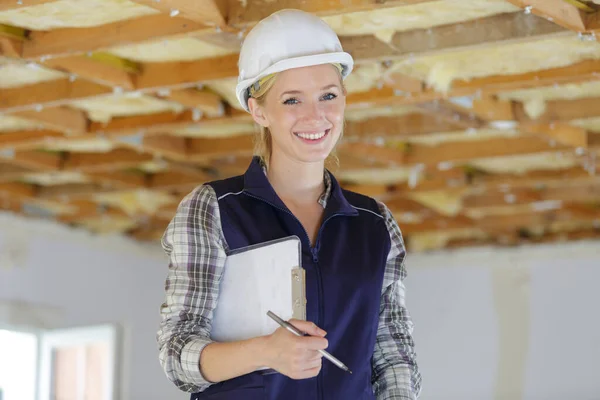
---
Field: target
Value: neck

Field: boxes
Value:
[266,153,325,205]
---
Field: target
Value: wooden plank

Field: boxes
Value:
[462,180,600,208]
[0,130,63,148]
[12,150,64,170]
[141,134,189,160]
[63,148,154,171]
[341,12,567,62]
[364,59,600,109]
[0,181,36,198]
[90,109,204,134]
[454,59,600,94]
[158,88,224,115]
[446,95,516,121]
[514,96,600,122]
[150,169,210,189]
[42,55,136,90]
[227,0,437,27]
[186,134,254,159]
[85,170,148,189]
[0,36,22,57]
[134,53,240,89]
[417,100,486,129]
[505,0,588,32]
[344,113,466,138]
[23,14,213,59]
[520,123,589,148]
[130,0,227,26]
[0,162,35,182]
[0,78,111,112]
[341,135,571,166]
[0,0,57,11]
[13,107,89,133]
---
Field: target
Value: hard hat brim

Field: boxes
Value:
[236,52,354,112]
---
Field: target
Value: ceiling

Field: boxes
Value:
[0,0,599,252]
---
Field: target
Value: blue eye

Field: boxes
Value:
[283,98,299,105]
[322,93,337,101]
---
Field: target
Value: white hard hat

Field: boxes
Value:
[235,9,354,112]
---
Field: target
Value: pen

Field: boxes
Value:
[266,310,352,374]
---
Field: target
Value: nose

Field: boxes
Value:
[302,99,325,123]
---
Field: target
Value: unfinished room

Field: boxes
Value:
[0,0,599,399]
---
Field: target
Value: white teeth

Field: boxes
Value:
[297,130,327,140]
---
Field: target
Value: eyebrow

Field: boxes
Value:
[279,84,341,98]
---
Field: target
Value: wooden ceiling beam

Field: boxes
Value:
[149,169,210,189]
[227,0,439,27]
[462,180,600,208]
[12,106,89,134]
[505,0,590,32]
[0,181,37,198]
[22,14,215,60]
[416,100,486,129]
[520,123,590,148]
[343,11,567,62]
[0,130,64,148]
[41,55,137,90]
[84,170,148,189]
[344,113,466,139]
[155,88,224,115]
[340,135,573,167]
[187,134,254,159]
[0,78,111,112]
[63,148,154,171]
[129,0,227,26]
[0,36,22,57]
[134,53,239,89]
[515,96,600,123]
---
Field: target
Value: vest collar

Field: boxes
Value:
[243,156,358,217]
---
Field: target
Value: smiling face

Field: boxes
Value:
[248,64,346,166]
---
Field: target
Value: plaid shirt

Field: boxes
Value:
[158,170,422,399]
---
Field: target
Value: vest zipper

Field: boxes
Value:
[243,191,345,400]
[312,212,343,400]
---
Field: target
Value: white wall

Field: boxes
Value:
[406,241,600,400]
[0,211,599,400]
[0,212,183,400]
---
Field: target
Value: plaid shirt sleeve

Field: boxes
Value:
[372,200,422,400]
[157,184,229,393]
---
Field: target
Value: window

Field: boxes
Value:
[39,324,118,400]
[0,329,37,400]
[0,324,118,400]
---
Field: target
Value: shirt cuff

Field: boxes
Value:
[379,388,417,400]
[181,338,214,388]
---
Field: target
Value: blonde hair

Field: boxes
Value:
[248,63,345,169]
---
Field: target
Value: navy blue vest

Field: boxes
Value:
[193,157,391,400]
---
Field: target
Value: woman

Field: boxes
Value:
[158,9,422,400]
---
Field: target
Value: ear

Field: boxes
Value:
[248,98,270,128]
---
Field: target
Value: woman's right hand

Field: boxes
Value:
[262,319,328,380]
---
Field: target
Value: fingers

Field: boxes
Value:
[296,335,328,351]
[289,319,327,337]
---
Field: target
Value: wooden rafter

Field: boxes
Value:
[129,0,227,26]
[342,12,567,62]
[340,135,574,167]
[462,180,600,208]
[23,15,215,59]
[42,55,137,90]
[505,0,595,32]
[13,107,89,133]
[227,0,437,27]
